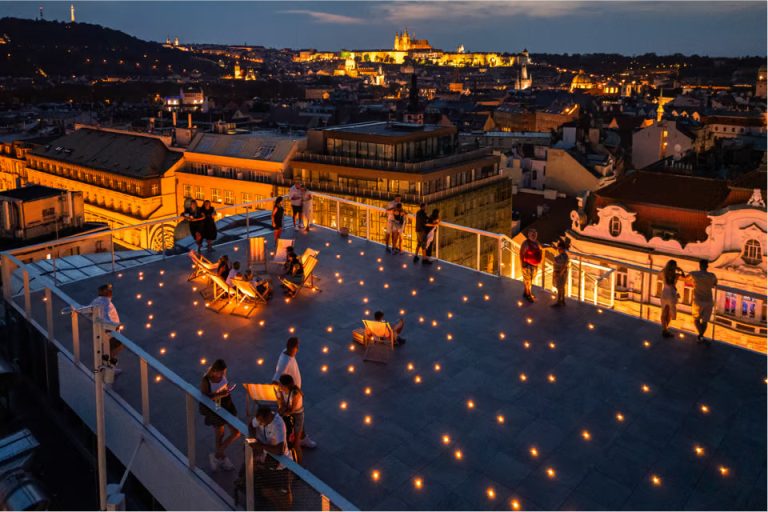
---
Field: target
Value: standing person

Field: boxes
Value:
[276,374,305,464]
[272,338,317,448]
[184,199,205,253]
[89,284,124,373]
[199,359,240,472]
[519,228,543,302]
[289,179,303,229]
[551,239,570,307]
[660,259,686,338]
[391,203,406,255]
[271,197,284,246]
[200,200,218,251]
[413,203,429,264]
[300,185,313,232]
[688,259,718,345]
[383,194,402,254]
[424,208,441,264]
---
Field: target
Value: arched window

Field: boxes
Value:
[743,239,762,266]
[609,216,622,237]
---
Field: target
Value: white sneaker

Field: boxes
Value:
[219,456,235,471]
[209,453,220,472]
[300,437,317,448]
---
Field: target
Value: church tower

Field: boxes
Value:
[70,3,75,23]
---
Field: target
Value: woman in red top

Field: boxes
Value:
[519,229,542,302]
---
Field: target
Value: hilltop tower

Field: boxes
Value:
[70,3,75,23]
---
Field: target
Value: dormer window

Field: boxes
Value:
[609,216,622,237]
[743,239,762,266]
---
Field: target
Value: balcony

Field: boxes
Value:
[293,148,496,174]
[2,193,766,511]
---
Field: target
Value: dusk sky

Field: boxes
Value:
[3,1,766,56]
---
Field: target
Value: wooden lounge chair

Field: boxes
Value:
[231,279,272,317]
[208,273,237,312]
[280,255,320,298]
[268,238,295,274]
[300,248,318,266]
[362,319,395,363]
[248,236,268,275]
[187,250,218,282]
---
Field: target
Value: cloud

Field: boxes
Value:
[280,9,365,25]
[373,1,762,23]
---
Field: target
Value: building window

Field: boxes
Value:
[224,190,234,205]
[742,297,757,319]
[151,184,159,195]
[609,216,622,237]
[42,207,55,219]
[183,184,192,198]
[724,292,737,315]
[616,267,628,289]
[211,188,222,203]
[743,239,762,265]
[242,192,251,203]
[194,186,204,200]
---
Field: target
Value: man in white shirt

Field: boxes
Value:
[289,179,303,229]
[383,194,401,254]
[300,185,312,232]
[272,337,316,448]
[89,284,124,369]
[688,259,718,345]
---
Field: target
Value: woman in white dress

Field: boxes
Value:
[660,260,686,338]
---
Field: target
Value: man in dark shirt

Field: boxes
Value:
[413,203,432,264]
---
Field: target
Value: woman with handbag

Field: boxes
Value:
[660,259,686,338]
[276,374,304,465]
[199,359,240,472]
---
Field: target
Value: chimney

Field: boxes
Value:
[187,113,193,129]
[172,111,177,127]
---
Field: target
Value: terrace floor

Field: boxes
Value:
[50,226,766,511]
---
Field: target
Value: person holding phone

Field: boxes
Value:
[199,359,240,472]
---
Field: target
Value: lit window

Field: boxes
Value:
[609,216,622,237]
[743,239,762,266]
[183,184,192,198]
[211,188,222,203]
[224,190,234,205]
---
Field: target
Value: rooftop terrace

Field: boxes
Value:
[37,225,767,511]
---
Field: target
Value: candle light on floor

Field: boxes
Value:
[529,446,539,458]
[546,467,556,479]
[441,434,451,445]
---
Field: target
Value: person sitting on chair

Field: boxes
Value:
[373,310,406,346]
[216,255,231,281]
[282,252,304,285]
[226,261,241,286]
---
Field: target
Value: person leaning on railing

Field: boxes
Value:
[89,283,125,377]
[199,359,240,472]
[520,228,542,303]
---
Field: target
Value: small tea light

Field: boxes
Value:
[581,430,592,441]
[350,343,357,351]
[169,332,177,339]
[359,280,365,286]
[158,282,164,288]
[434,363,442,372]
[587,323,595,330]
[643,340,651,348]
[407,362,415,371]
[519,373,528,382]
[462,296,469,302]
[197,329,204,336]
[200,358,207,365]
[529,446,539,458]
[402,263,408,269]
[363,415,372,425]
[641,384,651,393]
[321,365,328,373]
[429,277,435,283]
[478,282,484,288]
[510,499,521,511]
[364,387,372,395]
[326,326,334,333]
[413,477,423,490]
[615,412,625,422]
[517,300,524,307]
[193,300,199,306]
[546,467,556,479]
[496,415,505,424]
[339,401,348,410]
[399,309,406,315]
[145,323,152,329]
[159,270,165,276]
[159,348,167,355]
[336,254,341,260]
[376,257,382,263]
[364,310,370,316]
[526,317,533,325]
[441,434,451,445]
[154,375,162,383]
[548,341,556,350]
[547,374,557,383]
[256,358,264,365]
[466,399,475,409]
[483,294,490,301]
[446,333,453,341]
[523,341,531,349]
[289,327,296,334]
[418,316,425,323]
[136,294,142,300]
[651,474,662,486]
[454,449,463,460]
[378,266,385,272]
[371,470,380,482]
[700,404,710,414]
[414,375,422,384]
[718,465,730,477]
[431,320,438,327]
[347,365,356,374]
[499,332,506,340]
[359,251,365,256]
[694,445,705,457]
[258,320,265,327]
[383,283,389,288]
[447,312,453,318]
[486,487,496,499]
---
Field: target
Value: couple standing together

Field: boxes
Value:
[288,179,313,232]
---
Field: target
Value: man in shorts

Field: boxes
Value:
[519,229,543,302]
[384,194,401,254]
[688,259,718,345]
[288,178,303,229]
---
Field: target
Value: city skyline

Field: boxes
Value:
[1,1,766,57]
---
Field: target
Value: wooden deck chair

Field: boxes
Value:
[280,255,320,297]
[300,248,319,266]
[231,279,269,317]
[243,383,279,417]
[362,320,395,363]
[187,250,218,282]
[248,236,268,275]
[268,238,295,274]
[208,273,237,312]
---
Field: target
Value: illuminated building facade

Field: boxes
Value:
[22,127,183,250]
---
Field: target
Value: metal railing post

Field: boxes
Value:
[45,288,54,342]
[476,233,481,271]
[245,441,255,511]
[496,238,502,276]
[22,269,31,319]
[578,258,584,302]
[185,394,196,469]
[567,261,573,298]
[92,310,108,511]
[71,306,80,363]
[365,208,370,240]
[52,254,57,287]
[336,200,341,232]
[140,358,150,425]
[110,232,116,273]
[435,226,440,260]
[711,285,717,342]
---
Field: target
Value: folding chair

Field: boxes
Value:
[231,279,271,317]
[248,236,268,275]
[280,255,320,298]
[187,250,218,282]
[269,238,295,274]
[362,320,395,363]
[208,273,237,312]
[300,248,319,266]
